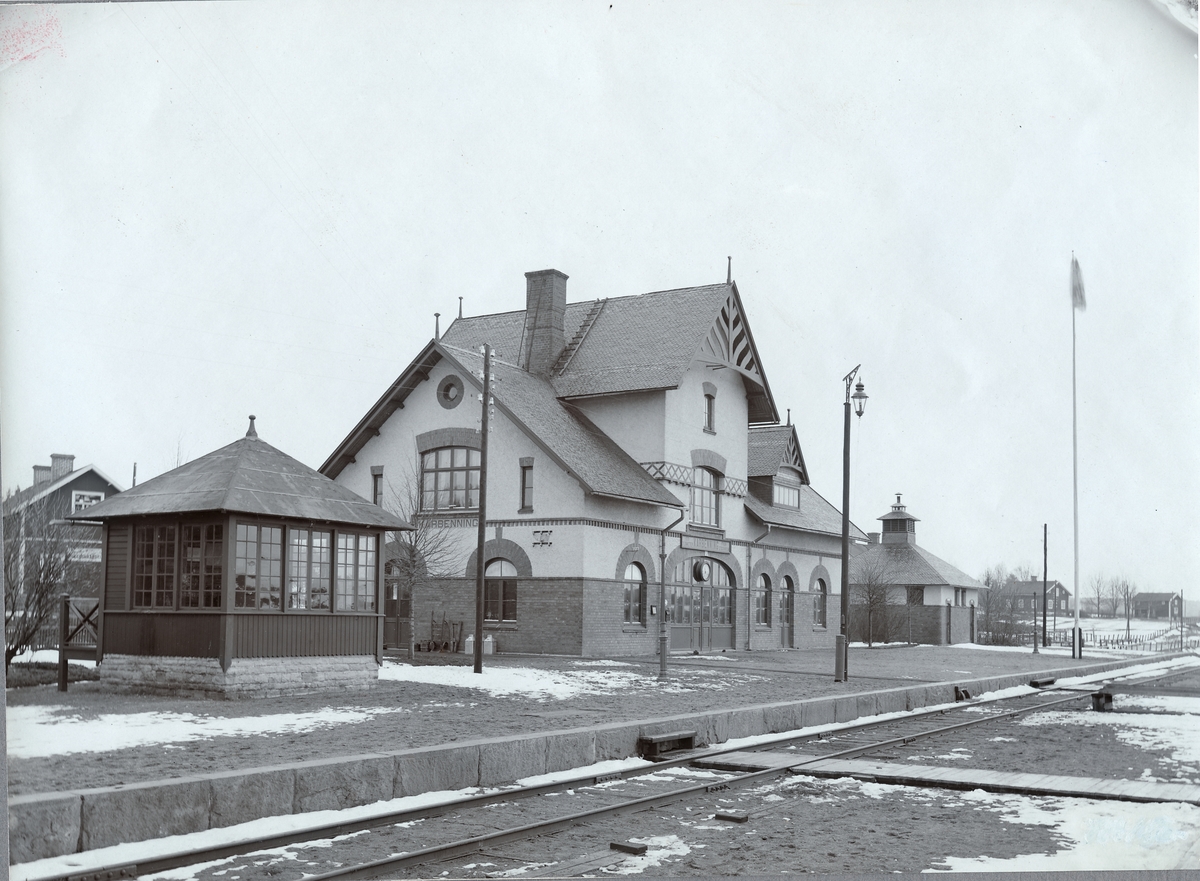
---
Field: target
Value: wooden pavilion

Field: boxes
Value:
[69,417,411,697]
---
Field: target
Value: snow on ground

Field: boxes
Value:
[920,784,1200,872]
[5,705,408,760]
[376,658,763,700]
[8,649,95,668]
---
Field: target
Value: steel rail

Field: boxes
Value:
[44,656,1197,881]
[302,694,1097,880]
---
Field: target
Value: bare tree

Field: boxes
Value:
[1010,563,1036,583]
[1103,575,1125,619]
[1115,577,1136,640]
[976,564,1024,645]
[382,465,460,658]
[1089,573,1107,618]
[3,493,80,669]
[850,555,896,646]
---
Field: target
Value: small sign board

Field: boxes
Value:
[681,533,731,555]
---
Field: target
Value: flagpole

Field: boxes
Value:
[1070,253,1084,659]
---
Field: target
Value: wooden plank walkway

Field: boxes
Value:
[692,751,1200,805]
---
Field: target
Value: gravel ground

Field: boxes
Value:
[1,646,1177,797]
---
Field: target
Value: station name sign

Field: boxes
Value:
[418,517,479,529]
[680,534,731,555]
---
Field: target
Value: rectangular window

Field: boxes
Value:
[335,532,377,612]
[372,471,384,507]
[202,524,223,608]
[753,590,769,625]
[690,468,720,527]
[703,394,715,431]
[772,483,800,508]
[421,448,482,511]
[485,579,517,622]
[712,588,731,626]
[289,528,332,610]
[235,523,282,609]
[907,586,924,606]
[71,491,104,514]
[181,525,202,608]
[520,465,533,511]
[133,524,176,608]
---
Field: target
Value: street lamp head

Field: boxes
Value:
[852,380,868,417]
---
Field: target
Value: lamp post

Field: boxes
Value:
[835,366,868,682]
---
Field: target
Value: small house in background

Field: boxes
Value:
[3,454,124,598]
[1131,592,1182,621]
[848,495,985,645]
[68,418,411,698]
[1007,578,1073,621]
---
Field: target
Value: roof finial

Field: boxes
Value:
[246,415,257,438]
[786,408,791,426]
[726,256,732,285]
[458,296,463,319]
[435,313,441,340]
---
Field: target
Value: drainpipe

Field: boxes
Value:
[658,508,685,681]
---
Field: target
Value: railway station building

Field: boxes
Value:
[322,269,863,657]
[848,495,985,645]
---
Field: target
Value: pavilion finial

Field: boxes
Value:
[247,415,258,438]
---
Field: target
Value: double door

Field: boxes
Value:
[669,584,734,651]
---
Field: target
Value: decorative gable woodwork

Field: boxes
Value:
[699,293,763,382]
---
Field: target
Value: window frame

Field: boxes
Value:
[484,558,518,623]
[623,562,646,625]
[813,578,828,628]
[754,573,772,626]
[71,490,105,514]
[288,527,333,610]
[133,524,178,609]
[335,531,378,612]
[420,446,482,512]
[519,463,534,513]
[703,393,716,432]
[690,467,720,527]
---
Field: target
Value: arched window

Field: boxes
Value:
[814,577,827,627]
[484,558,517,622]
[624,562,646,625]
[754,573,771,625]
[779,575,794,625]
[420,447,481,511]
[690,467,720,527]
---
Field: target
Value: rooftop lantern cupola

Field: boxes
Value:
[879,493,919,545]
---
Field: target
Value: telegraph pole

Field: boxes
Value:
[473,345,493,674]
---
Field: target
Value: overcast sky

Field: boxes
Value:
[2,1,1196,598]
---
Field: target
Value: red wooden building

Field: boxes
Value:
[68,418,410,697]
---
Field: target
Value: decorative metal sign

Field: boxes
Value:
[681,534,731,555]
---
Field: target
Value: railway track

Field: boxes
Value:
[47,657,1200,881]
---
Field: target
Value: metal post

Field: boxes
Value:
[1071,304,1083,659]
[659,511,683,681]
[473,345,492,674]
[58,594,69,692]
[1042,524,1048,647]
[835,390,851,682]
[1032,594,1038,654]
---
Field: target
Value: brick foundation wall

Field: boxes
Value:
[100,654,379,699]
[414,577,584,655]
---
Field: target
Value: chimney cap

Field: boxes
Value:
[524,268,569,281]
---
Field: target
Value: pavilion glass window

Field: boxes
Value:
[235,523,282,609]
[335,532,377,612]
[623,562,645,625]
[289,528,332,610]
[690,467,720,527]
[420,447,481,511]
[484,558,518,622]
[133,524,177,608]
[180,524,223,609]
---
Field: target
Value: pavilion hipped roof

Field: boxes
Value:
[70,421,410,531]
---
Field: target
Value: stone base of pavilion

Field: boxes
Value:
[98,654,380,699]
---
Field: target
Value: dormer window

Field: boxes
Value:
[773,482,799,508]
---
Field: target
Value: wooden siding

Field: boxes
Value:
[103,612,222,657]
[231,613,379,658]
[104,525,130,611]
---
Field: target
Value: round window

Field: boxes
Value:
[437,375,464,409]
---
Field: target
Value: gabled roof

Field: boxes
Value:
[1007,578,1069,596]
[72,426,410,531]
[850,541,983,590]
[3,465,124,517]
[744,486,866,541]
[321,341,683,510]
[1133,592,1178,602]
[747,425,809,482]
[441,281,779,423]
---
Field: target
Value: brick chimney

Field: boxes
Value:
[50,454,75,481]
[521,269,567,376]
[33,464,52,485]
[868,532,880,545]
